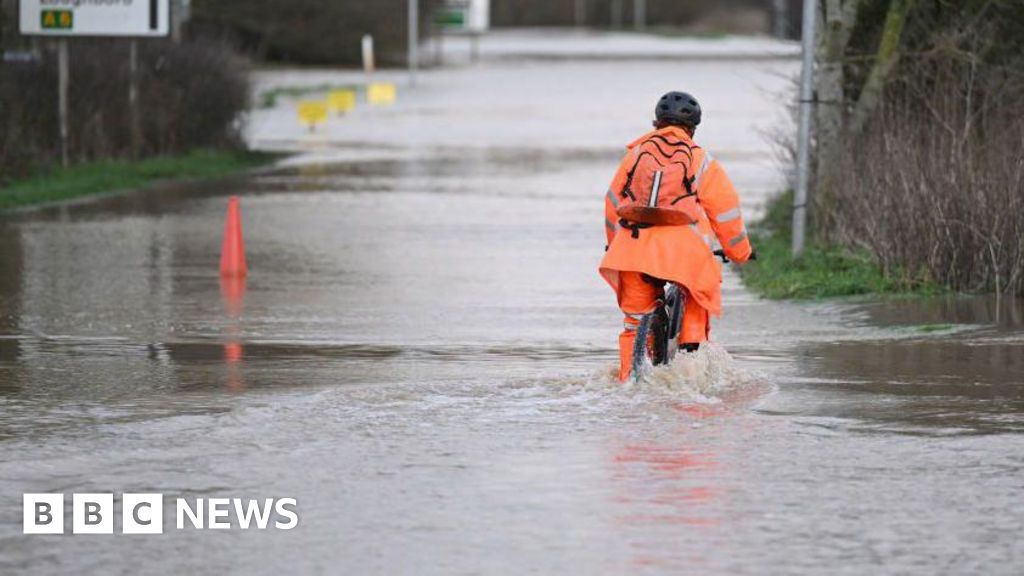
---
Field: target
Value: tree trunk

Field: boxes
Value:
[814,0,858,236]
[850,0,916,134]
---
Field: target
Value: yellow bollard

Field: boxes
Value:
[327,89,357,115]
[366,82,397,106]
[297,100,328,132]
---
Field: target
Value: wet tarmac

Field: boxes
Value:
[1,30,1023,575]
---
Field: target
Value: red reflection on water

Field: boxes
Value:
[608,403,731,571]
[672,401,727,419]
[224,342,243,363]
[220,275,247,317]
[614,445,717,476]
[219,275,247,391]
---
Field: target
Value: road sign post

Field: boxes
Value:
[57,39,68,167]
[129,40,141,160]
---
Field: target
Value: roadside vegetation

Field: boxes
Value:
[0,150,274,211]
[0,37,253,207]
[760,0,1024,298]
[741,190,941,299]
[490,0,785,35]
[189,0,786,66]
[189,0,441,66]
[258,83,358,108]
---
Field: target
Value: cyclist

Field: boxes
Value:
[599,91,755,382]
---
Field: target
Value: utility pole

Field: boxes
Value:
[634,0,646,31]
[792,0,817,256]
[408,0,418,87]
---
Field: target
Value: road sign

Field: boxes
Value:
[40,10,73,30]
[19,0,170,37]
[297,101,328,131]
[367,83,397,106]
[328,90,357,115]
[432,0,489,67]
[435,0,489,32]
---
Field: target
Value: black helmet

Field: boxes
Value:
[655,91,701,128]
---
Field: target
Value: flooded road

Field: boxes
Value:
[2,30,1023,575]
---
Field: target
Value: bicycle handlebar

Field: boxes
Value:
[713,249,758,263]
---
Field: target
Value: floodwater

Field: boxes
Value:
[2,30,1023,575]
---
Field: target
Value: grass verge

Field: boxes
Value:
[0,149,277,211]
[739,190,943,299]
[258,83,359,108]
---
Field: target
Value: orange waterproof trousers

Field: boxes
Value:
[618,271,709,382]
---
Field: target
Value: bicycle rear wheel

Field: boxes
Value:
[630,309,668,381]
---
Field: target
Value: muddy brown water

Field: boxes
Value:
[2,51,1024,574]
[0,154,1021,575]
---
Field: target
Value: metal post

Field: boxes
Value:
[129,40,141,160]
[634,0,646,31]
[362,34,376,75]
[611,0,622,29]
[792,0,817,256]
[407,0,418,87]
[57,39,69,168]
[574,0,586,28]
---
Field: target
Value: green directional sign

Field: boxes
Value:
[40,9,73,30]
[435,8,467,28]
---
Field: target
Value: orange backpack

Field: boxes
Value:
[616,135,702,230]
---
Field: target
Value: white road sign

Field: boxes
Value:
[19,0,170,37]
[438,0,490,32]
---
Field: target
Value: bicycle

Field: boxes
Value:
[630,249,733,381]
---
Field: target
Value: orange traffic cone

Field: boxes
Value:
[220,196,248,277]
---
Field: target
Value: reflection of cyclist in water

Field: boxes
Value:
[599,92,755,382]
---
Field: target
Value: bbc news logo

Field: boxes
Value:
[23,494,298,534]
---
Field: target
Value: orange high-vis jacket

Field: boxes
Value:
[599,126,752,316]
